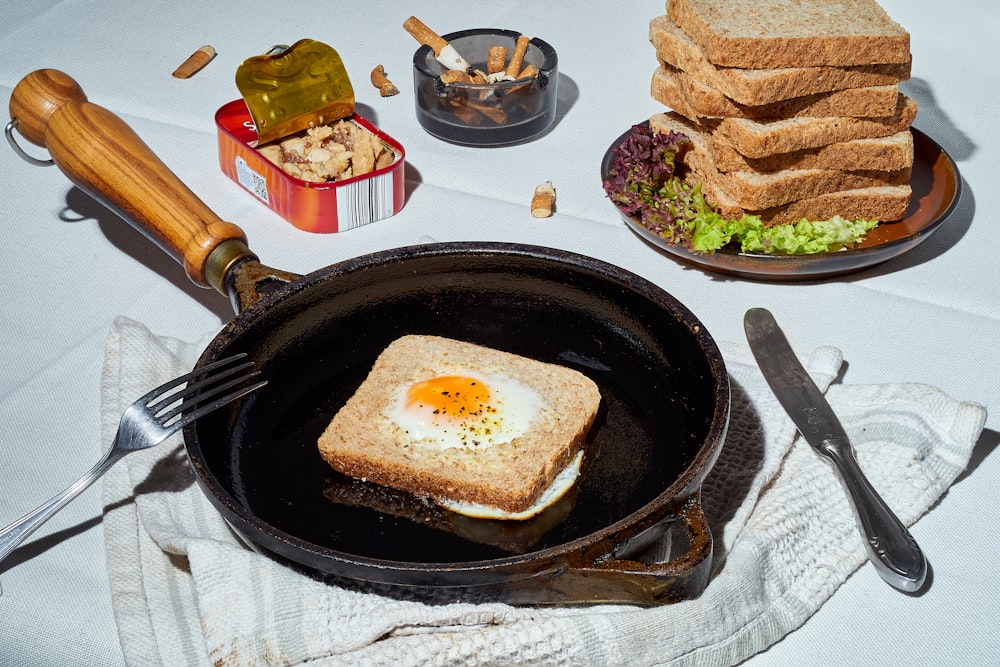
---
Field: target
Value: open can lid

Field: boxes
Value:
[236,39,355,145]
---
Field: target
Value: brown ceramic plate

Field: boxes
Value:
[601,125,961,280]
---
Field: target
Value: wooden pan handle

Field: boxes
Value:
[8,69,253,291]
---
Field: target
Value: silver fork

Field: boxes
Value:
[0,353,266,566]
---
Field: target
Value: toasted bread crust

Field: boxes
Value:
[666,0,910,69]
[317,336,601,514]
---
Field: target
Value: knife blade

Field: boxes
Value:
[744,307,927,593]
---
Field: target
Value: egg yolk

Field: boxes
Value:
[405,375,493,420]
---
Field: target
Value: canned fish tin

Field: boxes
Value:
[215,99,406,233]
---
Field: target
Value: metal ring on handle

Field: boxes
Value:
[5,119,55,166]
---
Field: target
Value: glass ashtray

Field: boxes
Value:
[412,29,558,146]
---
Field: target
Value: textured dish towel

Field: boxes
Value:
[100,316,985,667]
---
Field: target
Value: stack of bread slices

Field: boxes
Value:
[648,0,916,225]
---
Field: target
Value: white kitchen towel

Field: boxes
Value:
[100,316,985,666]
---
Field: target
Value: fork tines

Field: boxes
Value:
[145,354,267,428]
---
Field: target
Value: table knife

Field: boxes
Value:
[744,308,927,593]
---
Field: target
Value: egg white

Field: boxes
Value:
[384,370,544,450]
[438,450,584,520]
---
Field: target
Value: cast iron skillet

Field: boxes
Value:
[10,70,730,605]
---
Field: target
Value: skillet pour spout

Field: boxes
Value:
[10,69,731,605]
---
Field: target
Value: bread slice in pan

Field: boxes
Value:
[322,469,580,553]
[666,0,911,69]
[317,335,601,515]
[650,65,901,120]
[649,15,910,106]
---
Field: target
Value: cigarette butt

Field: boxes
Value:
[370,64,400,97]
[403,16,448,54]
[448,102,483,126]
[466,100,506,124]
[517,64,539,79]
[505,35,531,78]
[487,46,508,74]
[531,181,555,218]
[172,45,216,79]
[404,16,472,71]
[439,70,475,84]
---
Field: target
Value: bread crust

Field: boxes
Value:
[706,95,917,159]
[651,65,900,120]
[650,15,910,106]
[707,131,914,174]
[708,165,910,211]
[649,111,913,223]
[705,182,912,226]
[650,111,915,173]
[666,0,910,69]
[317,336,602,514]
[646,2,914,226]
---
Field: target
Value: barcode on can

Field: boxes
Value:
[337,171,394,230]
[235,156,269,203]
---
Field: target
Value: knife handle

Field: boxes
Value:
[821,437,928,592]
[8,69,251,291]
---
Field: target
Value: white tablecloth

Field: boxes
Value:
[0,1,996,665]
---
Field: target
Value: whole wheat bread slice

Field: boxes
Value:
[650,111,915,173]
[317,335,601,514]
[666,0,910,69]
[655,112,909,209]
[649,112,912,223]
[705,94,917,159]
[651,65,900,120]
[705,181,912,225]
[650,15,910,106]
[708,130,914,173]
[702,163,910,211]
[706,163,910,210]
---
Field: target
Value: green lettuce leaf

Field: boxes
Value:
[687,212,879,254]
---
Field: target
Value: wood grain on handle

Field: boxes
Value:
[9,69,249,288]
